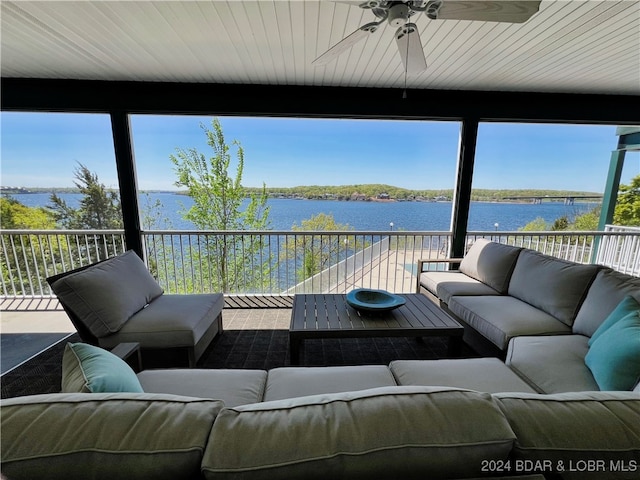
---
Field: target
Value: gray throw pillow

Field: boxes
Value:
[51,250,163,338]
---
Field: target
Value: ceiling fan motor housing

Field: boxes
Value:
[388,3,410,27]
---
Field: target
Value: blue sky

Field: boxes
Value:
[1,112,638,192]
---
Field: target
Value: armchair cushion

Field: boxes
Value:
[61,342,143,394]
[50,251,163,338]
[97,293,224,350]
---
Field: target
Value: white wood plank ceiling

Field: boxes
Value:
[1,1,639,95]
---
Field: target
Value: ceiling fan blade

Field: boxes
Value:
[427,0,541,23]
[313,23,379,66]
[396,23,428,75]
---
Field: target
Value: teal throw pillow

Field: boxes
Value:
[588,295,640,346]
[61,342,144,393]
[585,311,640,391]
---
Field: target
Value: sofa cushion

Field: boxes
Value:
[137,368,267,407]
[98,293,224,349]
[263,365,397,402]
[50,250,164,338]
[389,358,536,393]
[493,391,640,480]
[61,342,143,393]
[573,267,640,337]
[507,249,599,326]
[420,271,501,304]
[459,239,522,294]
[202,386,516,480]
[588,295,640,346]
[449,295,572,351]
[585,311,640,391]
[0,392,223,480]
[506,335,599,393]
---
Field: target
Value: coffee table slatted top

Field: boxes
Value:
[290,293,462,336]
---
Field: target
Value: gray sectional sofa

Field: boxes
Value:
[2,359,639,480]
[418,238,640,392]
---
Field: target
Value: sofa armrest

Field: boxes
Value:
[416,258,464,293]
[110,342,142,372]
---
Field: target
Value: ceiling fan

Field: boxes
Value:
[312,1,542,75]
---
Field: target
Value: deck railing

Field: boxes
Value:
[2,227,639,299]
[1,230,126,298]
[595,224,640,275]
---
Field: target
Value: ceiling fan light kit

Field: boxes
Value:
[313,1,541,74]
[388,3,410,27]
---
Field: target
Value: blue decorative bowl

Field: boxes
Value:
[346,289,406,313]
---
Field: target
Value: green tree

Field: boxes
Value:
[570,207,600,231]
[614,174,640,226]
[1,196,57,229]
[287,213,356,281]
[49,163,123,229]
[1,197,59,295]
[170,119,271,293]
[551,215,569,231]
[48,163,123,262]
[520,217,548,231]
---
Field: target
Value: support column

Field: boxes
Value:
[110,111,143,258]
[599,127,640,230]
[598,150,626,230]
[592,127,640,263]
[450,118,478,260]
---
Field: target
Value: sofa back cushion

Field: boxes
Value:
[573,267,640,337]
[493,391,640,480]
[0,392,223,480]
[459,239,522,294]
[50,250,164,338]
[508,249,599,326]
[202,386,516,480]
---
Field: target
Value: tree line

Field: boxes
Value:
[244,185,602,202]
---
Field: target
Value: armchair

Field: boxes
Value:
[47,250,223,367]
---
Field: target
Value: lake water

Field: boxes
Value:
[9,192,599,232]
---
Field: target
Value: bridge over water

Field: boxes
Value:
[502,195,603,205]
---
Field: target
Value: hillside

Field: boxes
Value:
[244,185,602,203]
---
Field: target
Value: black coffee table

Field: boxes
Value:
[289,293,464,365]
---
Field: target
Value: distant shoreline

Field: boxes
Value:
[1,185,603,205]
[2,190,603,207]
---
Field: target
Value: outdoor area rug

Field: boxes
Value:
[2,330,476,399]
